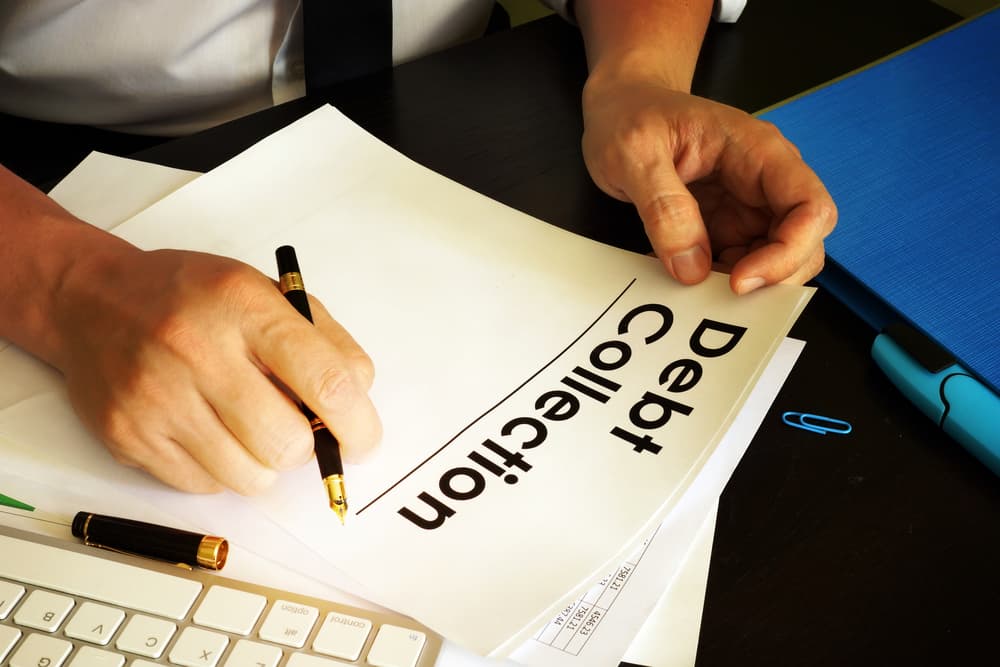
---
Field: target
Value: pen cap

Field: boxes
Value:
[72,512,228,570]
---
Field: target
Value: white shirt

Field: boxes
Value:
[0,1,745,136]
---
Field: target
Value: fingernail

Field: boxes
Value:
[736,276,767,294]
[670,246,709,284]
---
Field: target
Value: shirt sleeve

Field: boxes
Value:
[538,1,747,24]
[713,0,747,23]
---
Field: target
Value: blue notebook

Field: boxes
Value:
[759,8,1000,395]
[758,9,1000,474]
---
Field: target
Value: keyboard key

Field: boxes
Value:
[168,626,229,667]
[64,601,126,645]
[224,639,282,667]
[285,654,352,667]
[67,645,126,667]
[0,581,26,619]
[0,535,202,620]
[367,624,427,667]
[312,611,372,661]
[258,600,318,648]
[116,614,176,658]
[13,589,75,631]
[0,625,22,662]
[9,632,73,667]
[193,586,266,635]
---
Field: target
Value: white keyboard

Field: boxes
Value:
[0,524,441,667]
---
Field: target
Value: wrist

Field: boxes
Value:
[583,50,694,107]
[45,226,142,370]
[3,208,138,370]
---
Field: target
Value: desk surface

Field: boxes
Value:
[8,1,1000,665]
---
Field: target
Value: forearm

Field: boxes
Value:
[0,165,135,368]
[575,0,714,93]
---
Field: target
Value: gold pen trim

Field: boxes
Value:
[279,272,305,294]
[197,536,229,570]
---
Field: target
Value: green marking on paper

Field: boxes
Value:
[0,493,34,511]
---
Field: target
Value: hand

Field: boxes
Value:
[581,80,837,294]
[50,244,382,495]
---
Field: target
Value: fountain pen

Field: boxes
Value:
[275,245,348,524]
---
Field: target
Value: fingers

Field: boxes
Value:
[112,435,224,495]
[698,186,771,253]
[730,193,835,292]
[733,242,827,290]
[718,123,837,292]
[685,122,835,292]
[80,395,225,495]
[595,142,713,284]
[203,355,315,475]
[626,168,713,285]
[310,296,376,391]
[139,408,282,497]
[249,295,382,465]
[68,367,270,496]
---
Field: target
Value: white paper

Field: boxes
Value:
[0,106,812,657]
[510,337,803,667]
[620,501,717,667]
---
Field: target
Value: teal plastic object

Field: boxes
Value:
[872,333,1000,476]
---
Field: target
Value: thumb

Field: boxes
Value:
[624,163,711,285]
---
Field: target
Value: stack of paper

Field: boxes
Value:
[0,106,810,665]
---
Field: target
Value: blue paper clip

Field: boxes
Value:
[781,412,853,436]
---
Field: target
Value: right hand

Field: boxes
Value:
[51,242,383,495]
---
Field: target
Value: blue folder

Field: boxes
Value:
[759,8,1000,472]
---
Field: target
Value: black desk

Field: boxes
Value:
[8,1,999,665]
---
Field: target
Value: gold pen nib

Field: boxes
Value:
[324,475,348,525]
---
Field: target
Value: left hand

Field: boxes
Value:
[581,78,837,294]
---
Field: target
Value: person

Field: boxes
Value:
[0,0,836,497]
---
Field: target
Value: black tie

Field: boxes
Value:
[301,0,393,93]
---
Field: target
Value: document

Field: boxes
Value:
[0,105,813,657]
[619,503,717,667]
[2,151,803,666]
